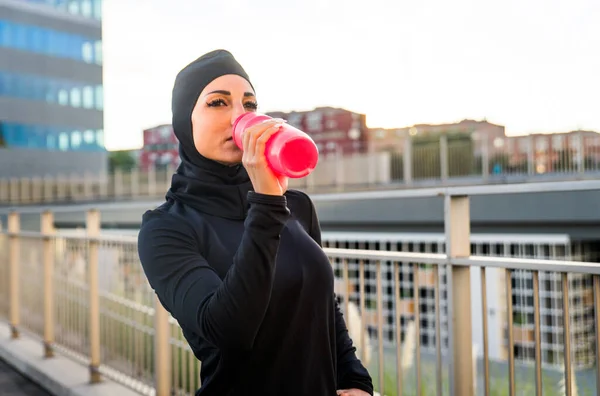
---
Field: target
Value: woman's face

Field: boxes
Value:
[190,74,257,165]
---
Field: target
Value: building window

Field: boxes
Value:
[0,70,102,111]
[54,0,69,11]
[82,86,94,109]
[59,132,69,151]
[0,122,100,151]
[47,134,57,150]
[95,85,103,110]
[68,0,80,15]
[96,129,104,147]
[92,0,102,20]
[70,87,81,107]
[81,0,93,18]
[83,129,95,144]
[552,135,564,150]
[45,80,58,103]
[57,89,69,105]
[71,130,82,149]
[94,40,103,65]
[82,41,94,63]
[0,19,99,63]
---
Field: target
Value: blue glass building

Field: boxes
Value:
[0,0,106,177]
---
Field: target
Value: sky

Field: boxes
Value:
[101,0,600,151]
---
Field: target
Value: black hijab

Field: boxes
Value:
[166,49,254,220]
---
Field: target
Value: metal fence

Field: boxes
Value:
[1,179,600,396]
[2,134,600,206]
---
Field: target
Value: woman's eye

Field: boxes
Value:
[244,101,258,110]
[207,99,226,107]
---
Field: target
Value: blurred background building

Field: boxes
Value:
[267,107,370,156]
[0,0,105,178]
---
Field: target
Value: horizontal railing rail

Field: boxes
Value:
[2,178,600,215]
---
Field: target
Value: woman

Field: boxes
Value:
[138,49,373,396]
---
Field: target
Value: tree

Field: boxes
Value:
[411,132,474,179]
[108,150,136,173]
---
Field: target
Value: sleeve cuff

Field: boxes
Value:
[247,191,287,206]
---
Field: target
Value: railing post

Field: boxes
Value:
[9,178,19,204]
[43,176,53,203]
[155,296,171,396]
[19,178,30,204]
[83,171,93,200]
[131,168,140,197]
[481,136,490,181]
[445,194,473,396]
[577,131,585,174]
[148,166,156,197]
[367,148,376,186]
[440,135,449,182]
[56,175,67,201]
[69,173,78,200]
[306,168,315,192]
[98,171,108,199]
[114,170,123,198]
[527,135,535,175]
[8,211,20,339]
[165,163,175,191]
[31,177,42,204]
[42,211,55,358]
[403,137,413,185]
[335,147,345,191]
[0,178,8,204]
[86,209,102,384]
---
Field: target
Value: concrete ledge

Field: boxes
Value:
[0,321,141,396]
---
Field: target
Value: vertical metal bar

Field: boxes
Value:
[155,295,171,396]
[440,135,449,181]
[435,265,442,396]
[172,324,180,394]
[533,270,543,396]
[481,135,490,180]
[189,346,195,394]
[343,258,350,321]
[403,137,413,185]
[481,267,490,396]
[593,275,600,396]
[8,211,20,339]
[359,260,366,363]
[444,195,473,396]
[87,209,101,383]
[394,262,403,396]
[376,260,384,395]
[148,166,156,197]
[562,272,573,396]
[413,264,422,395]
[506,269,515,396]
[42,211,55,358]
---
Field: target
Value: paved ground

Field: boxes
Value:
[0,358,51,395]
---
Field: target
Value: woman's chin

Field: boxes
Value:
[217,150,243,166]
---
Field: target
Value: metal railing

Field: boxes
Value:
[1,179,600,395]
[2,134,600,206]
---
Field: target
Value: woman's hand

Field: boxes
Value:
[241,118,289,196]
[336,389,371,396]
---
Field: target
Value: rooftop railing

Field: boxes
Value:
[1,179,600,395]
[2,134,599,206]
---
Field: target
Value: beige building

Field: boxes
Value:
[369,119,506,156]
[504,130,600,173]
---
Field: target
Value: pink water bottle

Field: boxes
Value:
[232,113,319,178]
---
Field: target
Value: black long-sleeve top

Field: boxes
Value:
[137,189,373,395]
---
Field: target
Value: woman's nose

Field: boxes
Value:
[231,103,247,124]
